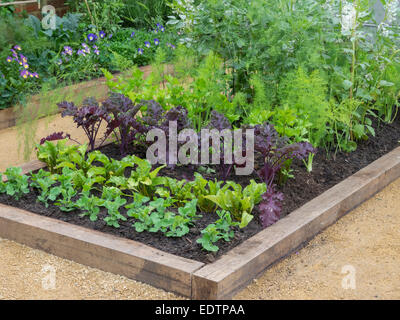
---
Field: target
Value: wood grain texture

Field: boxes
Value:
[192,146,400,299]
[0,204,204,297]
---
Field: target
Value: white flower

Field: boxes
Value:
[378,22,390,37]
[341,2,357,34]
[386,0,398,24]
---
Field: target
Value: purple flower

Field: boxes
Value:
[144,41,150,48]
[138,48,143,55]
[20,54,27,63]
[157,24,165,32]
[32,72,39,79]
[13,45,21,51]
[154,38,159,45]
[130,31,135,37]
[99,30,106,39]
[20,70,29,79]
[81,43,90,54]
[108,34,113,39]
[23,63,29,69]
[170,44,176,50]
[63,46,73,55]
[11,50,18,58]
[77,49,86,56]
[87,33,98,42]
[94,49,100,55]
[6,56,12,63]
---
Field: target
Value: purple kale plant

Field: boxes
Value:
[58,97,110,151]
[39,132,71,145]
[251,123,315,229]
[206,111,234,180]
[253,123,315,188]
[141,102,194,167]
[102,93,145,155]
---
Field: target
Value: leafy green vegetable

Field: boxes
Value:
[127,156,166,197]
[30,169,61,207]
[157,177,193,207]
[36,139,78,174]
[196,210,239,252]
[0,167,30,200]
[190,173,229,212]
[103,196,127,228]
[205,180,266,228]
[54,170,78,212]
[127,198,199,237]
[76,194,104,221]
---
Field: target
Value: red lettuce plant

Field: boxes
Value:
[257,185,284,228]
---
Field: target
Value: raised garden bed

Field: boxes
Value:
[0,116,400,298]
[0,65,153,131]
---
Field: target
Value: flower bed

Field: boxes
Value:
[0,4,177,111]
[0,65,155,130]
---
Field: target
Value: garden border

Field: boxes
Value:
[0,65,154,131]
[1,146,400,299]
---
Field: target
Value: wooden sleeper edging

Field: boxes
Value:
[0,146,400,299]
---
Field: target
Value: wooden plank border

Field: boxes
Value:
[0,65,155,131]
[1,146,400,298]
[0,204,204,297]
[192,146,400,299]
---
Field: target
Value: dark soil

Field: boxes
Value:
[1,115,400,263]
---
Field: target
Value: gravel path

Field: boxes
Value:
[0,237,183,300]
[234,177,400,300]
[0,116,399,299]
